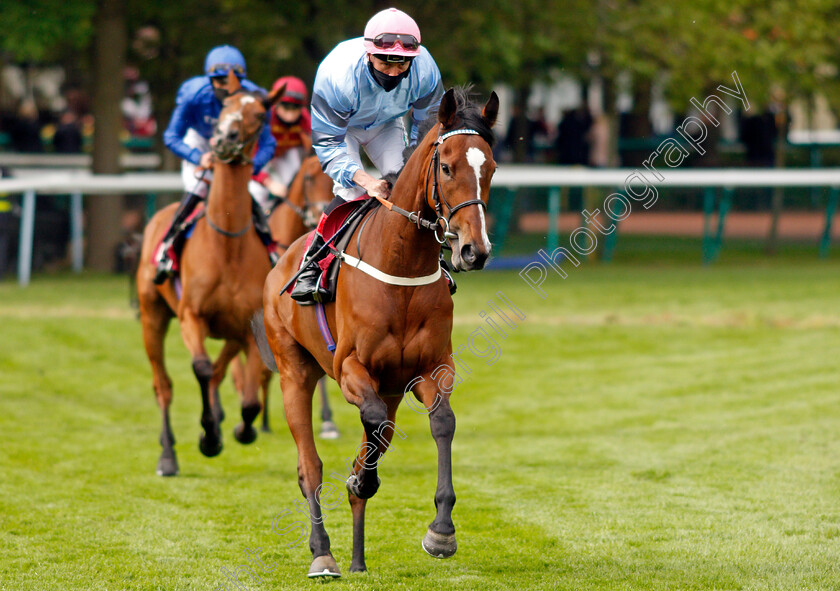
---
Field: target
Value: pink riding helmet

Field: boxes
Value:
[363,8,422,58]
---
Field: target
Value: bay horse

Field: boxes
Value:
[137,71,284,476]
[257,87,498,577]
[230,154,337,436]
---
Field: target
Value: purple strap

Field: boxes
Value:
[315,302,336,354]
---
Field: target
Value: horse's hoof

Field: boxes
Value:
[319,421,340,440]
[199,433,223,457]
[260,424,272,434]
[156,455,179,477]
[422,528,457,558]
[346,474,380,499]
[233,423,258,444]
[307,554,341,579]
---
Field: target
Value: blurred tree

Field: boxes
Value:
[88,0,127,271]
[5,0,840,265]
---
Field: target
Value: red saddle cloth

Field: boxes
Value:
[299,195,371,282]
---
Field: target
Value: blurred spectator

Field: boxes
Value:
[122,68,156,137]
[588,113,610,167]
[530,107,552,160]
[52,109,83,153]
[555,106,593,165]
[740,110,777,167]
[9,99,43,152]
[503,105,551,163]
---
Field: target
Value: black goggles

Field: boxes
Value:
[372,53,414,64]
[365,33,419,51]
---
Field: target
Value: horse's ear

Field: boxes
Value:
[227,69,241,94]
[438,88,457,129]
[264,83,285,111]
[482,91,499,128]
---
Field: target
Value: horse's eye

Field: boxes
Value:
[440,163,451,176]
[256,112,266,121]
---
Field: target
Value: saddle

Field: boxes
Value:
[296,197,380,304]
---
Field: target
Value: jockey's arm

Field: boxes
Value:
[252,123,277,174]
[163,95,203,165]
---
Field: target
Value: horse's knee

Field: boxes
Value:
[192,357,213,382]
[359,397,387,433]
[429,405,455,440]
[297,457,323,497]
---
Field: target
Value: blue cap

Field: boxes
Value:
[204,45,246,78]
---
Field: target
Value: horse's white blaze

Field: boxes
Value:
[217,111,242,137]
[239,96,256,105]
[466,147,491,251]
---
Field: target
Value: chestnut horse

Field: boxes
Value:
[257,87,498,577]
[137,72,283,476]
[231,154,337,436]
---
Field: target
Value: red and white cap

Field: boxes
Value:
[363,8,421,58]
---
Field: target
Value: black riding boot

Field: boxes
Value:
[153,192,203,284]
[251,198,280,265]
[440,253,457,295]
[290,233,329,304]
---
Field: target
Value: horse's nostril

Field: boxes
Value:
[461,244,476,265]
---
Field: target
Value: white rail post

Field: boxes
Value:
[70,192,84,272]
[17,189,35,286]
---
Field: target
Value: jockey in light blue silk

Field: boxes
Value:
[292,8,447,304]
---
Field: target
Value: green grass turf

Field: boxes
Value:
[1,243,840,590]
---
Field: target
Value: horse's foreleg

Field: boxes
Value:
[210,340,242,424]
[260,368,272,432]
[318,377,340,439]
[279,368,338,578]
[339,355,386,501]
[413,373,457,558]
[179,309,221,457]
[233,336,264,445]
[140,299,177,476]
[264,302,337,578]
[347,395,402,573]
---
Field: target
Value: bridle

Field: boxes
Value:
[268,169,324,230]
[212,91,262,166]
[206,91,265,237]
[375,127,488,245]
[427,128,488,227]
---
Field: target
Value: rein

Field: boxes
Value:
[206,215,252,237]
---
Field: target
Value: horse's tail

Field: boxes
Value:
[250,310,278,373]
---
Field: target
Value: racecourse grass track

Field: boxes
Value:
[2,237,840,590]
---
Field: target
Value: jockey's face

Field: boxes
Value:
[276,102,303,124]
[369,54,412,77]
[210,76,233,102]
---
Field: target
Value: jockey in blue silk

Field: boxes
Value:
[152,45,279,285]
[291,7,450,303]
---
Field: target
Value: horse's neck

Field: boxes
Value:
[206,162,253,231]
[275,204,305,246]
[363,138,440,276]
